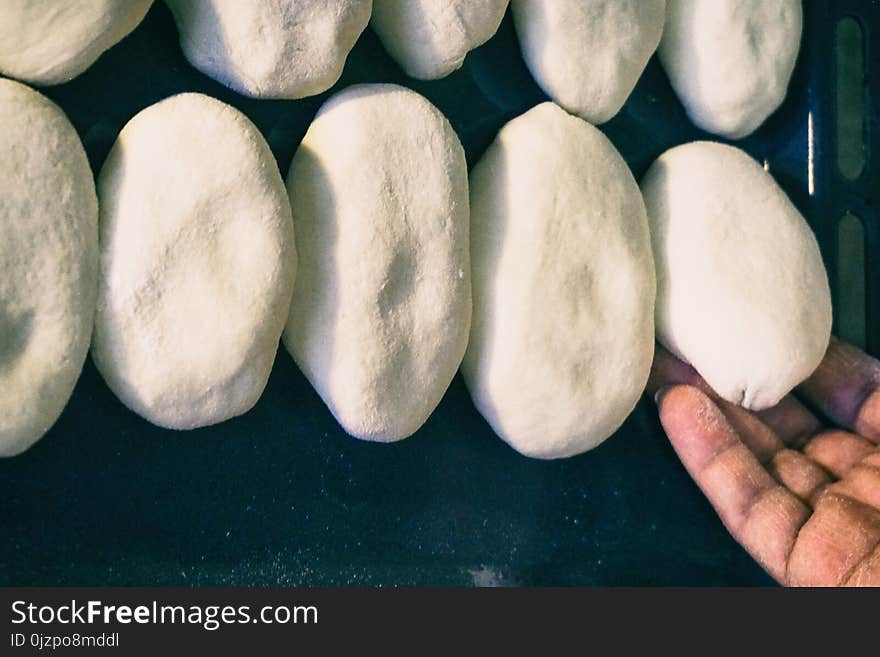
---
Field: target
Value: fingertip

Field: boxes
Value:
[656,383,714,414]
[656,385,734,470]
[854,389,880,443]
[799,338,880,441]
[655,384,708,429]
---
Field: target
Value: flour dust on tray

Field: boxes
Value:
[641,141,831,410]
[0,0,153,85]
[511,0,666,125]
[659,0,802,139]
[464,102,656,459]
[0,79,98,457]
[165,0,372,99]
[284,84,471,442]
[93,93,297,430]
[371,0,508,80]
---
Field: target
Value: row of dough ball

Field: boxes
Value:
[0,0,503,92]
[0,78,831,459]
[0,0,803,139]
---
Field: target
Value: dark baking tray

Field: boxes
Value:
[1,1,876,586]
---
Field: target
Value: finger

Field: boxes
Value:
[713,400,784,463]
[766,449,832,504]
[787,491,880,586]
[649,347,823,456]
[656,385,810,583]
[756,395,824,448]
[827,464,880,511]
[798,337,880,443]
[844,543,880,586]
[690,392,832,506]
[653,369,831,505]
[649,347,789,460]
[802,430,876,478]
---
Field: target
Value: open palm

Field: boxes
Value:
[648,337,880,586]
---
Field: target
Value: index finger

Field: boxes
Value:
[656,385,810,584]
[797,338,880,444]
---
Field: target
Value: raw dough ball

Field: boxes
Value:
[641,141,831,410]
[284,84,470,442]
[0,0,153,86]
[511,0,665,124]
[371,0,508,80]
[93,93,296,430]
[0,79,98,457]
[659,0,802,139]
[165,0,372,99]
[464,102,656,459]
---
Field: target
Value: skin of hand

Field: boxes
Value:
[648,337,880,586]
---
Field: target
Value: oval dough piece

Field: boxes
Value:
[0,0,153,86]
[511,0,666,125]
[165,0,372,99]
[93,93,296,430]
[371,0,508,80]
[0,79,98,457]
[641,141,831,410]
[284,84,470,442]
[464,102,656,459]
[659,0,802,139]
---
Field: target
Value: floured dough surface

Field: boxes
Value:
[284,84,471,442]
[512,0,665,124]
[93,93,296,430]
[0,0,153,85]
[165,0,372,99]
[371,0,508,80]
[641,141,831,410]
[659,0,802,138]
[0,79,98,456]
[464,102,656,459]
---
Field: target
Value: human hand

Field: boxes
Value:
[648,337,880,586]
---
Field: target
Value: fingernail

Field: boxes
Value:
[654,386,671,407]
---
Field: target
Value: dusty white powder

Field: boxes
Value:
[658,0,802,138]
[0,79,98,456]
[641,141,832,410]
[165,0,372,99]
[464,102,656,459]
[512,0,666,124]
[93,93,296,429]
[371,0,508,80]
[284,84,471,442]
[0,0,153,85]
